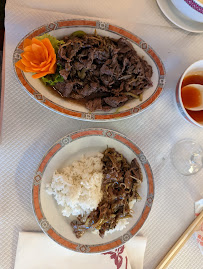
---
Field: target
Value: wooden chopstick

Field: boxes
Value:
[156,210,203,269]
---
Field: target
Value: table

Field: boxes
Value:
[1,0,203,268]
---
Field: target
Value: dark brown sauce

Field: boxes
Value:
[182,74,203,87]
[181,72,203,124]
[186,109,203,123]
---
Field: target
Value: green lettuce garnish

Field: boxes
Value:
[35,34,65,85]
[36,34,65,53]
[41,63,64,86]
[41,73,64,86]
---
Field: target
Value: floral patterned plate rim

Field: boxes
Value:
[32,128,154,253]
[13,19,165,122]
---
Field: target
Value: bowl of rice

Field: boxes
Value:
[32,128,154,253]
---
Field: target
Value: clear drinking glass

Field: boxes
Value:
[170,139,203,176]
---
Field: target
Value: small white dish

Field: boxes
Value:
[175,60,203,127]
[156,0,203,33]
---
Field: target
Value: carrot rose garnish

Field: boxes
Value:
[15,37,56,79]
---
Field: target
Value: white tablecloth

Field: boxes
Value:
[1,0,203,268]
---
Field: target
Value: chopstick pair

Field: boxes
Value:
[156,210,203,269]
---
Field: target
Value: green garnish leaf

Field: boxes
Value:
[41,63,64,86]
[70,30,87,38]
[41,73,64,86]
[36,34,65,53]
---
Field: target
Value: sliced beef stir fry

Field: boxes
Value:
[55,33,153,111]
[71,148,143,238]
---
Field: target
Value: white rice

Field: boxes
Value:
[46,153,104,217]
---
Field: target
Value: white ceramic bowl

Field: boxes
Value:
[175,60,203,127]
[171,0,203,23]
[32,128,154,253]
[13,19,165,122]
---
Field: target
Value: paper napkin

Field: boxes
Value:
[14,232,147,269]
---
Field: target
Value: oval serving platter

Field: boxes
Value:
[14,19,165,122]
[32,128,154,253]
